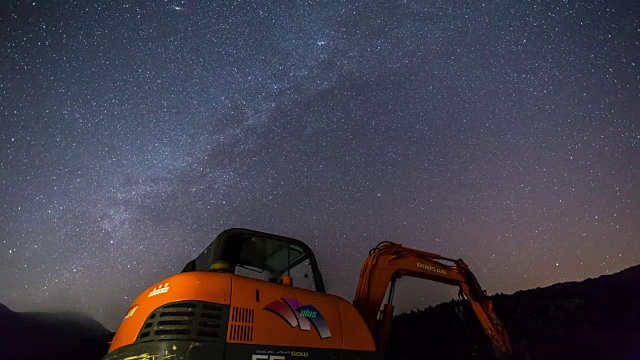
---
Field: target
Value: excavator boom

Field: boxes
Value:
[353,242,512,358]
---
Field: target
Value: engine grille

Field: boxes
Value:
[136,301,229,343]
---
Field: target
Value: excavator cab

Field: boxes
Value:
[105,228,380,360]
[181,228,326,292]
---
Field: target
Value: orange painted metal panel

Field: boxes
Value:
[109,272,231,351]
[337,297,377,351]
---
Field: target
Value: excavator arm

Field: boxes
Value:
[353,242,512,358]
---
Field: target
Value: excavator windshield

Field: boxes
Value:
[181,228,325,292]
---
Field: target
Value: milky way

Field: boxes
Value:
[1,1,638,330]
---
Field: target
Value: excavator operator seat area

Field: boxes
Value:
[182,228,325,292]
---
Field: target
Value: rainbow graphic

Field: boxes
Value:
[264,298,331,339]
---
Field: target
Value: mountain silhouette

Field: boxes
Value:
[0,304,114,360]
[390,264,640,360]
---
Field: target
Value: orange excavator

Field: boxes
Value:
[104,228,511,360]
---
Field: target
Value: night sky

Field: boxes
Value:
[1,1,638,331]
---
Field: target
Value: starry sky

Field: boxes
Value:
[1,1,638,331]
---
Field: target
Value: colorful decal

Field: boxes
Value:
[148,282,170,297]
[264,298,331,339]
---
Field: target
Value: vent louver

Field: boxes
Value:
[228,307,254,342]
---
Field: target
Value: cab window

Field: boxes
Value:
[235,236,316,291]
